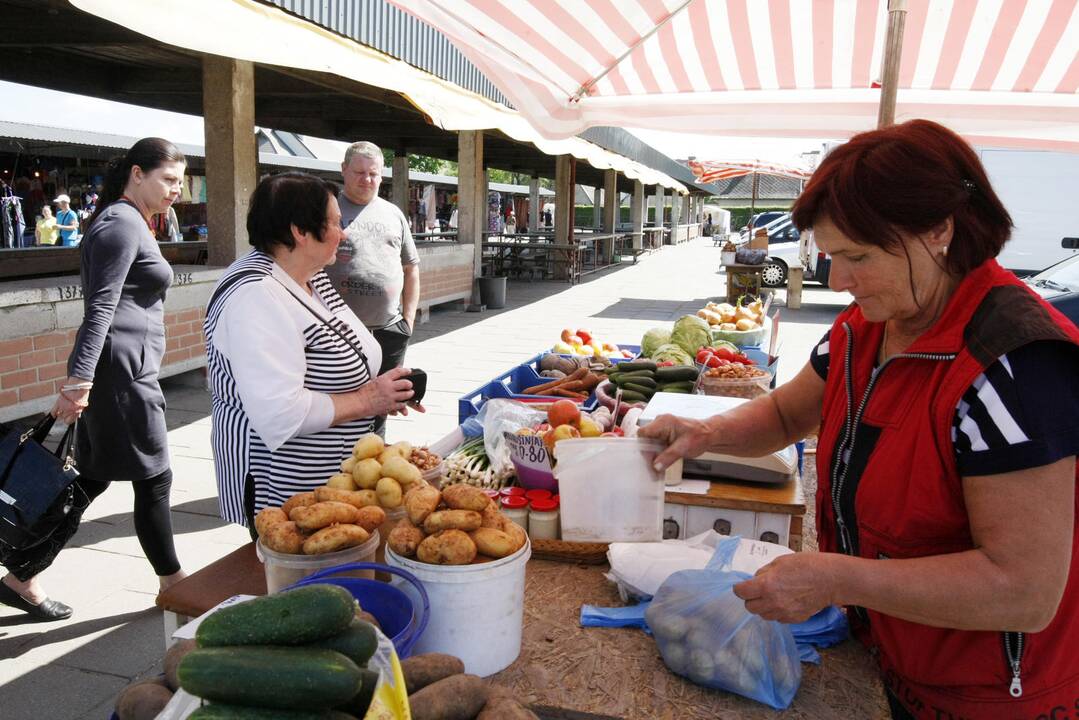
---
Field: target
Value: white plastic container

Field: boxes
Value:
[553,438,665,542]
[386,539,531,677]
[256,531,379,593]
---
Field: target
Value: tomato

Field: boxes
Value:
[611,426,625,436]
[704,355,722,368]
[695,348,714,364]
[714,347,735,361]
[657,360,675,367]
[576,329,593,344]
[733,353,755,365]
[715,358,731,366]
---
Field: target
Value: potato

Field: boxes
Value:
[380,454,423,487]
[478,696,539,720]
[417,530,477,565]
[376,476,404,509]
[401,653,465,695]
[441,484,490,512]
[261,520,306,554]
[303,523,370,555]
[355,608,381,629]
[315,485,380,509]
[469,527,518,559]
[290,501,360,531]
[340,456,357,474]
[326,472,357,491]
[408,673,488,720]
[354,505,387,533]
[353,433,385,460]
[405,485,441,526]
[423,510,482,534]
[735,317,757,331]
[163,638,197,691]
[253,507,288,537]
[281,491,317,516]
[479,501,504,529]
[388,517,425,557]
[116,679,173,720]
[352,458,382,489]
[502,519,527,552]
[377,441,412,464]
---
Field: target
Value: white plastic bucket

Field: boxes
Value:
[256,531,379,593]
[386,539,531,677]
[553,437,665,542]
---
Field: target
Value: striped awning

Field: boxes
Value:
[388,0,1079,151]
[687,159,813,183]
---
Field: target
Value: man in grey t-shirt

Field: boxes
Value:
[326,141,420,434]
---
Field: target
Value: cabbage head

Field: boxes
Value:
[671,315,712,356]
[641,327,672,358]
[652,343,694,366]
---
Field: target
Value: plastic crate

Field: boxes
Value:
[457,347,641,424]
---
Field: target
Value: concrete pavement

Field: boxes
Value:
[0,238,850,719]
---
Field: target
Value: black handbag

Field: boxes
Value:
[0,415,81,551]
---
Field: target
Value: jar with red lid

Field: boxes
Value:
[524,488,552,503]
[482,488,501,505]
[500,495,529,532]
[500,486,526,498]
[528,496,560,540]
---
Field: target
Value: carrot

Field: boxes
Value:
[551,388,586,399]
[522,367,587,395]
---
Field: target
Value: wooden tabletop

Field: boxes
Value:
[156,542,266,617]
[665,475,806,515]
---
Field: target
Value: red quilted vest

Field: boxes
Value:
[816,259,1079,719]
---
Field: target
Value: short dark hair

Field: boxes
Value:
[246,172,339,253]
[791,119,1013,275]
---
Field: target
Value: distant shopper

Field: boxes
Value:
[205,172,420,533]
[53,194,80,246]
[35,205,59,246]
[326,141,420,437]
[0,138,188,622]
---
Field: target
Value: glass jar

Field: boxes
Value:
[500,495,529,532]
[528,497,560,540]
[524,488,552,504]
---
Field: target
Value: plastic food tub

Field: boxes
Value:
[256,531,379,593]
[699,368,774,399]
[552,437,665,543]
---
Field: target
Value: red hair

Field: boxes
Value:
[791,120,1013,275]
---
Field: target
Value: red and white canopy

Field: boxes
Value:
[388,0,1079,151]
[687,159,812,183]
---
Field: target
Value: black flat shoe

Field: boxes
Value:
[0,581,73,621]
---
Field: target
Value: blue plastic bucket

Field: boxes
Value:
[287,562,430,659]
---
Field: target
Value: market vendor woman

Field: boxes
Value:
[641,120,1079,720]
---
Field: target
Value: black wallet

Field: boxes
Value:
[404,369,427,404]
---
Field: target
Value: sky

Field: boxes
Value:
[0,80,826,167]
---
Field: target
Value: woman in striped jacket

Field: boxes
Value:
[204,172,420,532]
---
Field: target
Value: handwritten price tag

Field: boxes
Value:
[504,432,549,471]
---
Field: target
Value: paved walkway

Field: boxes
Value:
[0,238,850,719]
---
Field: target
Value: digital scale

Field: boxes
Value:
[637,392,798,484]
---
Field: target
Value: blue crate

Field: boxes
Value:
[457,347,640,424]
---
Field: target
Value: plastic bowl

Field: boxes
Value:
[699,369,773,399]
[256,532,379,593]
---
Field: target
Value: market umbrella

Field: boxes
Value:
[387,0,1079,151]
[686,159,813,211]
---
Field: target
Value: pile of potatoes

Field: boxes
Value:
[388,483,527,566]
[331,434,432,510]
[255,487,388,556]
[113,639,199,720]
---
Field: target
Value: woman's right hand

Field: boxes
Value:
[638,414,718,471]
[361,366,415,416]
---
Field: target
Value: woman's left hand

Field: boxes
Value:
[733,552,839,624]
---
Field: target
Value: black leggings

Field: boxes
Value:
[3,469,181,581]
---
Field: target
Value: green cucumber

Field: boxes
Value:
[307,619,377,667]
[179,646,362,710]
[659,381,696,392]
[614,359,657,373]
[619,390,648,403]
[659,386,691,393]
[189,704,358,719]
[337,668,379,718]
[615,374,656,389]
[196,584,355,648]
[622,383,655,397]
[655,366,699,383]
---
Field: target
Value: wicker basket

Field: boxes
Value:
[529,538,609,565]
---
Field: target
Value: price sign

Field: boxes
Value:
[504,432,556,488]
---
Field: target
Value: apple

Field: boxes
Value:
[516,427,535,436]
[548,399,581,428]
[560,328,574,343]
[578,417,602,438]
[551,424,581,444]
[541,429,557,454]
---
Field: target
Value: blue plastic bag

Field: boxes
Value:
[644,549,802,708]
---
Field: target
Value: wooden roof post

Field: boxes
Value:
[877,0,909,128]
[458,131,484,279]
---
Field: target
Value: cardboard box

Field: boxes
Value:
[748,229,769,251]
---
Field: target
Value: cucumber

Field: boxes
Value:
[614,359,657,373]
[659,381,696,392]
[189,704,357,719]
[179,646,362,710]
[619,390,648,403]
[615,374,656,389]
[337,668,379,718]
[307,619,377,667]
[655,366,699,383]
[196,585,355,648]
[659,386,691,393]
[622,382,655,397]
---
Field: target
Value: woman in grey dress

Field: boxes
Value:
[0,138,187,621]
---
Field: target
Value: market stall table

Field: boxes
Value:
[721,263,766,303]
[156,543,887,718]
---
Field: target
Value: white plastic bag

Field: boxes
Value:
[476,399,548,474]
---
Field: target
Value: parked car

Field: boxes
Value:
[1026,239,1079,326]
[738,211,787,243]
[735,213,802,287]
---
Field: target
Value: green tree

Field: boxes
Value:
[408,155,445,174]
